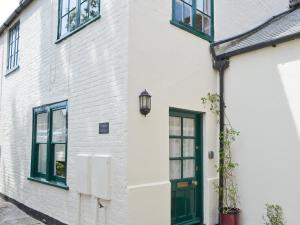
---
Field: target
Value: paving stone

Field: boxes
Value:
[0,198,45,225]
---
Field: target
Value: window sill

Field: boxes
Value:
[5,65,19,77]
[28,177,69,190]
[55,15,101,44]
[170,20,213,42]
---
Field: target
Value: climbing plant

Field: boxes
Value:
[201,93,240,213]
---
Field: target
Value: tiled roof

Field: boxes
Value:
[212,7,300,59]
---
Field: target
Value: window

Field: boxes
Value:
[58,0,100,39]
[30,101,68,188]
[171,0,213,41]
[7,22,20,72]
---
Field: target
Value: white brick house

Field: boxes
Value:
[2,0,300,225]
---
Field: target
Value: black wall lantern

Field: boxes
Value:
[139,89,151,116]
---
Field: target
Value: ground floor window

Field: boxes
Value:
[30,100,68,187]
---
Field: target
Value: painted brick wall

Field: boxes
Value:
[0,0,128,225]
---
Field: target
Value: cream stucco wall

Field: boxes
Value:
[128,1,219,225]
[225,40,300,225]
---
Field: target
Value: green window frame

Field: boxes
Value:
[29,100,68,189]
[7,21,20,73]
[57,0,101,40]
[171,0,214,42]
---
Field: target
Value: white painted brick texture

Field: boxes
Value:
[0,0,128,225]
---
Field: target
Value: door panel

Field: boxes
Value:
[169,110,202,225]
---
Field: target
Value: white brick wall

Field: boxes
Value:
[0,0,128,225]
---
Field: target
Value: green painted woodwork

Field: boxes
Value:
[27,177,69,190]
[57,0,100,41]
[29,100,68,189]
[169,108,203,225]
[171,0,214,42]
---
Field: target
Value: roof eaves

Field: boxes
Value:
[211,8,294,48]
[214,31,300,60]
[0,0,34,36]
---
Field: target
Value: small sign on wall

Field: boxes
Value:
[99,122,109,134]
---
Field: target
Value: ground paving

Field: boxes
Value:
[0,198,45,225]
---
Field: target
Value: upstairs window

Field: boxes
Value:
[7,22,20,72]
[58,0,100,39]
[30,101,68,189]
[171,0,213,41]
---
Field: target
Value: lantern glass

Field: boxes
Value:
[139,90,151,116]
[148,97,151,108]
[143,96,147,108]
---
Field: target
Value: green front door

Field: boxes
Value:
[169,109,203,225]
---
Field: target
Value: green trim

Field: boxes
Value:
[30,100,68,186]
[169,107,202,118]
[173,219,201,225]
[56,15,101,44]
[27,177,69,190]
[56,0,101,43]
[169,108,204,225]
[5,65,19,77]
[171,0,214,42]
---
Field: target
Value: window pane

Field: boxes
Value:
[69,9,78,31]
[183,1,192,26]
[62,0,69,15]
[54,144,66,178]
[52,109,67,143]
[183,139,195,157]
[183,159,195,178]
[203,15,211,35]
[170,138,181,158]
[61,15,69,36]
[69,0,77,10]
[175,0,183,22]
[204,0,210,15]
[195,11,203,32]
[170,160,181,180]
[38,144,47,174]
[196,0,204,11]
[10,42,15,67]
[183,118,195,136]
[36,113,48,143]
[89,0,99,18]
[7,24,19,70]
[80,1,89,24]
[169,116,181,136]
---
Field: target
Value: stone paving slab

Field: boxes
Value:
[0,198,45,225]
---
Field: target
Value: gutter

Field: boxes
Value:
[211,7,294,48]
[0,0,34,36]
[213,31,300,60]
[211,6,300,60]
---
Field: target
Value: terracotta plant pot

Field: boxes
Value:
[220,208,240,225]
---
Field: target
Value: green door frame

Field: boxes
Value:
[169,108,204,225]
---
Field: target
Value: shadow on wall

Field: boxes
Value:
[225,42,300,225]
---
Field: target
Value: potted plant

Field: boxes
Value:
[263,204,286,225]
[202,93,240,225]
